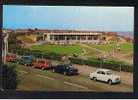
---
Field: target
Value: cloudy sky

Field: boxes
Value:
[3,5,134,32]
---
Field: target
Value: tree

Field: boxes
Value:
[2,64,18,90]
[27,28,34,35]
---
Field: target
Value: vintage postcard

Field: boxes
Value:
[2,6,134,92]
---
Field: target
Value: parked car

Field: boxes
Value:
[52,64,79,75]
[6,54,17,62]
[89,68,121,85]
[17,55,34,66]
[33,59,52,70]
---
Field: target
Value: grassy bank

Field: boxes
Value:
[32,44,83,55]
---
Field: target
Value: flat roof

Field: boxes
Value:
[96,68,111,72]
[44,32,102,35]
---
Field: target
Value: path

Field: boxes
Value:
[79,43,133,64]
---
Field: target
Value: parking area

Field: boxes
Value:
[73,64,133,86]
[9,62,133,92]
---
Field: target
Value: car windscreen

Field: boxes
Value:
[23,57,32,60]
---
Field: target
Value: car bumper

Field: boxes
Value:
[112,79,121,84]
[68,72,79,75]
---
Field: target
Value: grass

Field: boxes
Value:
[7,63,133,91]
[17,35,35,43]
[9,63,92,91]
[7,63,101,91]
[31,42,133,60]
[87,42,133,53]
[31,44,83,55]
[13,64,82,91]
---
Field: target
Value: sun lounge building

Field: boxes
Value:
[43,30,103,44]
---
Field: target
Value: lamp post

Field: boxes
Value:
[100,58,103,68]
[3,33,9,64]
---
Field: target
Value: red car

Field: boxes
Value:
[6,54,17,62]
[33,59,52,70]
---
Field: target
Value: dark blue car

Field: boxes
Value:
[52,64,79,75]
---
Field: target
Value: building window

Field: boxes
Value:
[71,35,76,40]
[54,35,59,40]
[81,35,86,40]
[88,35,93,40]
[50,35,53,40]
[58,35,65,40]
[93,36,98,40]
[77,35,81,40]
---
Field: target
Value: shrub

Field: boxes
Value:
[69,57,133,72]
[2,64,18,90]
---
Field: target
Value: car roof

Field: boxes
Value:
[23,55,33,57]
[96,68,111,72]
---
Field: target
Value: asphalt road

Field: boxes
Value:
[12,63,133,92]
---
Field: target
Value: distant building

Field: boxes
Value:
[106,32,118,36]
[3,29,105,44]
[43,30,103,44]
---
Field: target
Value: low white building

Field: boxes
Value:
[43,31,103,44]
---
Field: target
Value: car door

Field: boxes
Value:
[96,71,103,80]
[57,65,62,73]
[96,71,105,81]
[100,71,107,82]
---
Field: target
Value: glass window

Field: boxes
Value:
[97,71,102,74]
[101,71,105,75]
[94,36,98,40]
[106,71,112,75]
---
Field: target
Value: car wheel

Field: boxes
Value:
[63,71,67,75]
[93,77,97,81]
[90,77,93,80]
[108,80,112,85]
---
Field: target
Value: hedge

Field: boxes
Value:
[9,43,133,72]
[69,57,133,72]
[13,46,62,61]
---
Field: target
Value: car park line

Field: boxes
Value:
[36,74,55,81]
[14,63,132,91]
[64,81,89,90]
[36,73,89,90]
[17,70,28,74]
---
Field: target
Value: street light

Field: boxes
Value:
[100,58,103,68]
[3,33,9,64]
[100,52,106,68]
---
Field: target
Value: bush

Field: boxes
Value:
[69,57,133,72]
[9,42,133,72]
[2,64,18,90]
[43,52,62,60]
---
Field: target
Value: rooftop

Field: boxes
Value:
[96,68,111,72]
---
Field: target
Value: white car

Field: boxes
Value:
[89,68,121,85]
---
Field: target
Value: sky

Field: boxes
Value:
[3,5,134,32]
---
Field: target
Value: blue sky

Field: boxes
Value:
[3,5,134,31]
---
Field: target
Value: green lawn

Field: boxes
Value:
[31,44,83,55]
[31,42,133,59]
[8,63,133,91]
[17,35,34,43]
[8,63,93,91]
[88,42,133,53]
